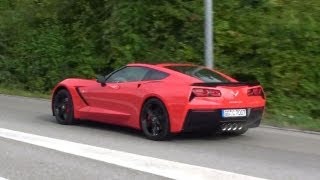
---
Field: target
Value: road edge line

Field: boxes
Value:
[0,128,266,180]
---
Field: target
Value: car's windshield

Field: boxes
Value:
[165,66,230,83]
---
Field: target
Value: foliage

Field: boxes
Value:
[0,0,319,127]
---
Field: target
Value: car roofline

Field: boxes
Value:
[126,63,237,82]
[156,63,196,67]
[127,63,196,67]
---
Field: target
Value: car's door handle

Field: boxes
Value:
[109,84,120,89]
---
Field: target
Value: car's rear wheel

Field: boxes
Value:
[140,98,171,141]
[53,89,75,125]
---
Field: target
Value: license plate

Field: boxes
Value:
[222,109,247,118]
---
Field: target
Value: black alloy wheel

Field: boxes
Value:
[53,89,75,125]
[140,98,170,141]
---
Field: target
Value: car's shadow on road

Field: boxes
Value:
[39,114,247,142]
[173,131,249,141]
[39,114,145,138]
[78,120,146,139]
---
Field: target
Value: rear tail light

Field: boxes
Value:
[192,88,221,97]
[247,87,265,98]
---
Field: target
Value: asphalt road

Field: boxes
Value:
[0,94,319,180]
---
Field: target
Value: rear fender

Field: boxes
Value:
[141,88,189,133]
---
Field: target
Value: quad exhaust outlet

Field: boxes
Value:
[221,123,245,132]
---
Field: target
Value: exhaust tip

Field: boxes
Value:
[227,123,233,131]
[221,124,227,131]
[238,124,243,130]
[232,123,238,131]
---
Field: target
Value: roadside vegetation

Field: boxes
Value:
[0,86,50,99]
[0,0,319,131]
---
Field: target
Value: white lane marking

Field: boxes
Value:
[0,177,8,180]
[0,128,267,180]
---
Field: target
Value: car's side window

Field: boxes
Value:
[143,69,169,81]
[106,67,150,83]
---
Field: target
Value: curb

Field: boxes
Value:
[260,125,320,135]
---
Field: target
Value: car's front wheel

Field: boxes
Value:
[53,89,75,125]
[140,98,171,141]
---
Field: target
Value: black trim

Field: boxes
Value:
[182,107,264,132]
[75,87,89,106]
[183,110,220,132]
[192,82,260,87]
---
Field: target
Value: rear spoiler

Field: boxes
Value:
[191,81,260,87]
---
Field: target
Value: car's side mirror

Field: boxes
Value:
[96,75,106,86]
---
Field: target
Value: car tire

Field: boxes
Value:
[53,89,75,125]
[140,98,171,141]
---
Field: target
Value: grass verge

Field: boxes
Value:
[0,86,50,99]
[263,113,320,132]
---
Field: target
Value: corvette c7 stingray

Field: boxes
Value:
[52,63,266,140]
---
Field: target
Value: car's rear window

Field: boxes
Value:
[165,66,230,83]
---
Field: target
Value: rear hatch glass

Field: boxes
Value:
[165,66,230,83]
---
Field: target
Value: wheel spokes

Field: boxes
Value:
[142,102,166,137]
[55,97,69,120]
[148,110,163,136]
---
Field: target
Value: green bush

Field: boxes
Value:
[0,0,319,128]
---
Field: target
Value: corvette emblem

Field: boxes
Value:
[231,90,239,97]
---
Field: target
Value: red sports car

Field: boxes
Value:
[52,63,266,140]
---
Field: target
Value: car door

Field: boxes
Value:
[81,66,150,126]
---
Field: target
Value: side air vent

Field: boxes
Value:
[75,87,89,105]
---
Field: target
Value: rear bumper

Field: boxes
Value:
[182,107,264,132]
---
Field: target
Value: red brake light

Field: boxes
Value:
[247,87,264,98]
[192,88,221,97]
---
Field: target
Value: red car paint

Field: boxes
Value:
[52,63,266,133]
